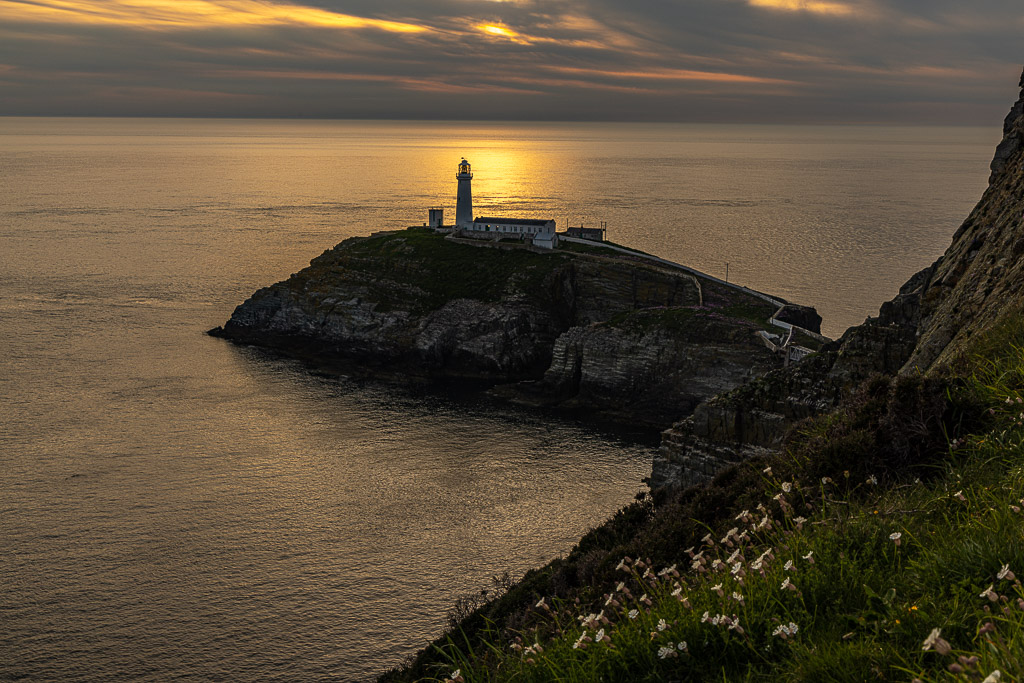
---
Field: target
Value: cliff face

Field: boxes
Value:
[903,69,1024,372]
[499,306,782,428]
[213,230,800,427]
[653,67,1024,489]
[216,231,699,379]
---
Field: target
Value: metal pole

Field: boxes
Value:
[725,263,729,283]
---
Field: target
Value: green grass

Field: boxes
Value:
[293,228,570,313]
[393,310,1024,682]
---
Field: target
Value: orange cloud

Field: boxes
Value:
[547,65,798,86]
[0,0,430,32]
[748,0,857,16]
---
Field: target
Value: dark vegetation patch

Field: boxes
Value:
[294,228,571,313]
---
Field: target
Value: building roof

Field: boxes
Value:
[473,217,553,226]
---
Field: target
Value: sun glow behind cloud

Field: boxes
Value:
[0,0,429,32]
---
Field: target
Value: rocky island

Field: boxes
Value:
[210,229,824,429]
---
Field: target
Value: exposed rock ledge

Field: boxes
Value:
[210,230,821,430]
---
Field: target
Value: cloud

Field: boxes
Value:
[747,0,859,16]
[0,0,1020,121]
[0,0,430,32]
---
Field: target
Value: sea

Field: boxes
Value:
[0,118,998,681]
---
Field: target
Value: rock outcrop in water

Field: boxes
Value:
[211,231,820,429]
[653,67,1024,489]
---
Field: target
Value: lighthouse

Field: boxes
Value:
[455,158,473,228]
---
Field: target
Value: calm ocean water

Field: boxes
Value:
[0,118,997,680]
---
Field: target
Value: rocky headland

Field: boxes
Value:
[211,230,823,429]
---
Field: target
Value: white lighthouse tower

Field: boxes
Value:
[455,158,473,228]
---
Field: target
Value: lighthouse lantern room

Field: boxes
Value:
[455,158,474,228]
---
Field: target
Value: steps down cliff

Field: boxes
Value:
[211,230,819,429]
[652,67,1024,489]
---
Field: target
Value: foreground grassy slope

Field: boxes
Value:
[389,309,1024,682]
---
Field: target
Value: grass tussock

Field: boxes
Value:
[392,310,1024,683]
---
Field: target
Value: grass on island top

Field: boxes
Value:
[298,229,779,327]
[297,228,568,313]
[296,228,790,337]
[390,309,1024,683]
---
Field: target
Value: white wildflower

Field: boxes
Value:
[784,560,795,572]
[922,627,952,655]
[821,477,832,485]
[890,532,902,547]
[763,466,773,475]
[781,482,792,493]
[657,645,676,659]
[998,564,1016,581]
[868,474,878,485]
[657,618,668,632]
[981,584,999,602]
[982,671,1002,683]
[677,641,688,652]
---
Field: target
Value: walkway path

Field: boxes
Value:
[559,236,829,346]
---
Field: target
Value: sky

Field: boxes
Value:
[0,0,1021,123]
